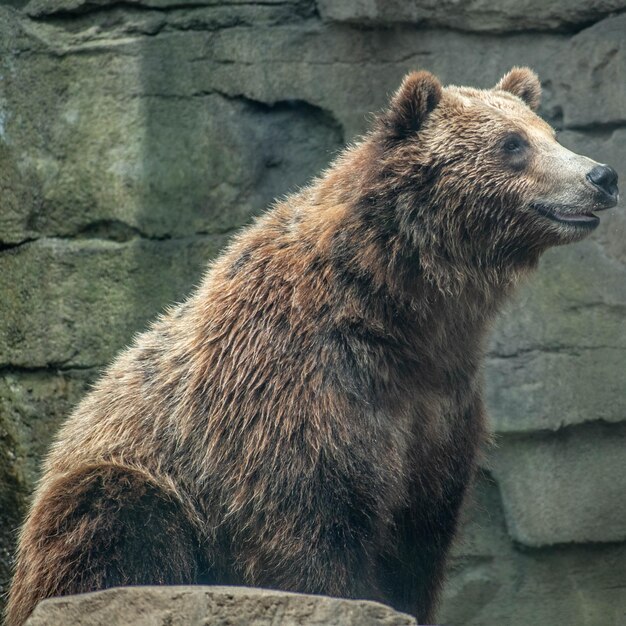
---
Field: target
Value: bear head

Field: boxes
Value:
[375,68,619,278]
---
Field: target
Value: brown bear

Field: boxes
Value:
[6,68,619,626]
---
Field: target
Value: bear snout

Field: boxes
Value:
[586,164,619,207]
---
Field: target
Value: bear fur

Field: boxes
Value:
[6,68,618,625]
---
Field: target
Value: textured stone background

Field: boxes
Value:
[1,1,625,624]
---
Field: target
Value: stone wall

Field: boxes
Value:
[1,1,625,623]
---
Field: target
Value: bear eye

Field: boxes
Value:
[502,134,526,154]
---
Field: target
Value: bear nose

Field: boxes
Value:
[586,164,619,198]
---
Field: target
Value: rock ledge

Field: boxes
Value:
[24,585,417,626]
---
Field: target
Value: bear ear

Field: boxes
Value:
[381,71,442,141]
[495,67,542,111]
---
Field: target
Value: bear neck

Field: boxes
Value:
[311,140,533,328]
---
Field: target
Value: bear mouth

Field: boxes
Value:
[532,203,600,229]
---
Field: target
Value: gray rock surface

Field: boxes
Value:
[0,237,228,368]
[555,14,626,128]
[24,586,417,626]
[441,475,626,625]
[490,424,626,545]
[0,26,342,243]
[486,236,626,433]
[318,0,626,32]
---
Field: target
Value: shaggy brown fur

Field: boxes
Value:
[6,68,618,625]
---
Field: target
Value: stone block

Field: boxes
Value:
[486,346,625,433]
[318,0,626,33]
[489,423,626,546]
[442,540,626,625]
[555,14,626,128]
[486,224,626,432]
[442,472,626,625]
[0,236,228,368]
[24,586,416,626]
[0,12,342,243]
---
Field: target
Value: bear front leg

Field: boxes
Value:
[234,521,383,602]
[223,463,385,603]
[379,502,465,623]
[379,432,481,623]
[379,395,486,622]
[5,462,203,626]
